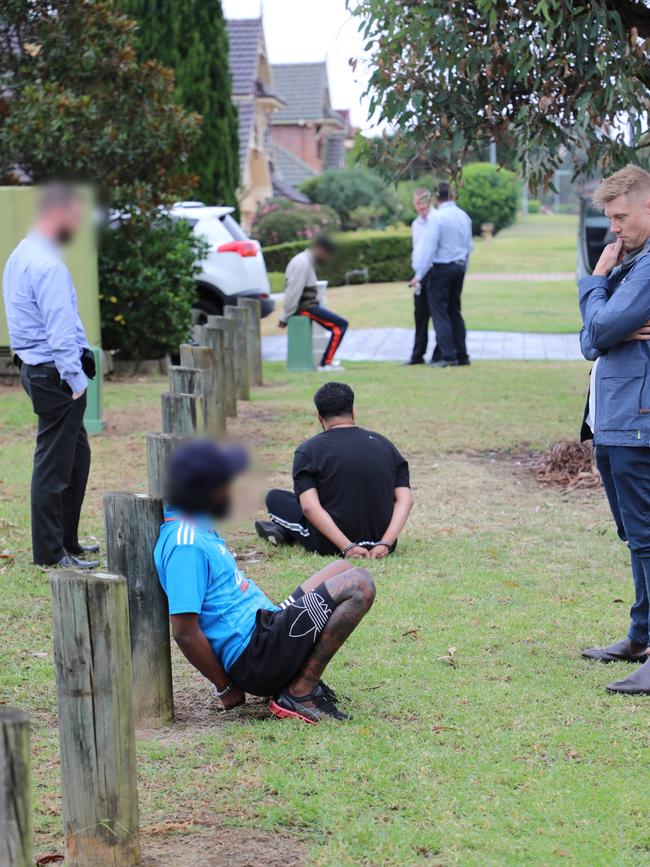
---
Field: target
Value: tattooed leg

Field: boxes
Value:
[298,559,358,595]
[288,567,376,696]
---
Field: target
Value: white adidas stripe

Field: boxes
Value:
[268,512,311,538]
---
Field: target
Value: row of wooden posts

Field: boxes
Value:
[0,298,264,866]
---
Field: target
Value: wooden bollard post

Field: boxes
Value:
[0,708,32,867]
[147,431,183,498]
[195,324,229,433]
[237,297,263,386]
[179,343,224,436]
[169,365,204,397]
[207,315,237,417]
[50,570,140,866]
[169,365,206,429]
[161,392,202,435]
[225,305,250,401]
[104,492,173,729]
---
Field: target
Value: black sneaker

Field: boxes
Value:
[269,684,348,724]
[319,681,337,702]
[255,520,292,546]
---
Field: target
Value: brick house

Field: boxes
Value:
[270,62,349,189]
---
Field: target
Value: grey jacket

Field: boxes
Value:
[579,239,650,446]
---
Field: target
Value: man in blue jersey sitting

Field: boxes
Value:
[154,439,376,723]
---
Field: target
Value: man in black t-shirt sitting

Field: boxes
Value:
[255,382,413,559]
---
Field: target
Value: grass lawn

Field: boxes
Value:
[264,213,580,335]
[4,359,647,865]
[469,212,578,274]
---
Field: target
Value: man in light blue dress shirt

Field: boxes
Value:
[2,184,98,567]
[411,182,473,367]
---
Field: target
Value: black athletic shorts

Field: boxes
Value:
[229,581,337,697]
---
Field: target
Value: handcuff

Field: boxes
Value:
[214,681,233,699]
[341,541,391,557]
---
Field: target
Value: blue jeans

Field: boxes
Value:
[596,445,650,645]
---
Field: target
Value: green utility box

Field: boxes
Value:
[287,315,315,371]
[0,186,105,433]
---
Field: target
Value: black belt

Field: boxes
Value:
[433,260,466,268]
[20,360,57,369]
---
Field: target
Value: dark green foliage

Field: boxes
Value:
[0,0,200,210]
[457,164,518,236]
[0,1,207,356]
[100,216,207,361]
[123,0,239,205]
[252,198,341,246]
[352,0,650,189]
[301,167,401,230]
[263,230,412,287]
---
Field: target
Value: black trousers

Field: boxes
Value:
[266,489,339,556]
[20,364,91,565]
[425,263,468,363]
[410,285,431,363]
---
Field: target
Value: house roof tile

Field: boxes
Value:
[226,18,263,95]
[271,62,345,126]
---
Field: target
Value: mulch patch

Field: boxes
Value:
[465,440,601,492]
[141,825,306,866]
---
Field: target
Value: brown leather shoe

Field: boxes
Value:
[581,637,648,663]
[607,658,650,694]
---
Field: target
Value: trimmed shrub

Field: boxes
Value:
[263,228,412,287]
[456,163,518,235]
[252,198,341,246]
[100,214,207,361]
[528,198,541,214]
[300,167,401,230]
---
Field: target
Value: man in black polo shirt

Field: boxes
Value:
[255,382,413,558]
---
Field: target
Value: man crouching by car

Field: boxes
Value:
[579,164,650,695]
[154,439,375,722]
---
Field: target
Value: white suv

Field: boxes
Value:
[170,202,274,319]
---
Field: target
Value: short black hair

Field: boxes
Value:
[313,381,354,419]
[436,182,451,202]
[313,234,336,255]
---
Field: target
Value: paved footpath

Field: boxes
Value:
[262,328,583,363]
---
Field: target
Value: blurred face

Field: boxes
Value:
[604,192,650,251]
[313,243,332,264]
[413,194,430,218]
[53,197,85,245]
[210,483,232,520]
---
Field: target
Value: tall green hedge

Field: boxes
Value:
[263,230,412,287]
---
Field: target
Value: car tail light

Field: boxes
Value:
[216,240,258,257]
[259,293,269,299]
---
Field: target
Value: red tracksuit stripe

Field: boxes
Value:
[300,310,343,366]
